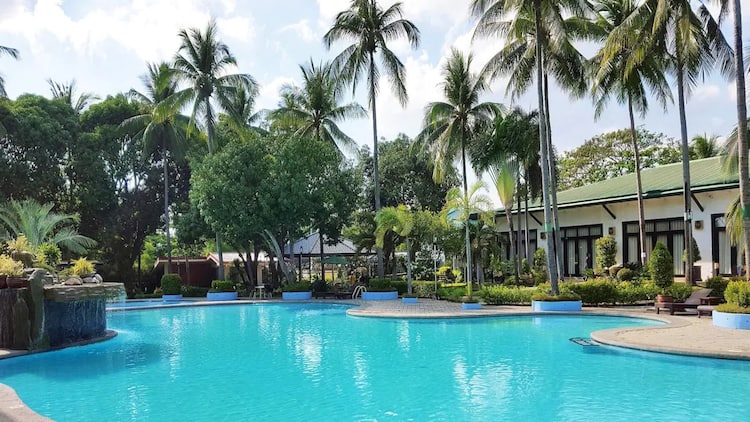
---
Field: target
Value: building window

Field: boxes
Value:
[560,224,602,277]
[712,214,740,276]
[498,230,537,262]
[623,218,685,275]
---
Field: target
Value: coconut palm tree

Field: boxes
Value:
[123,62,189,274]
[418,48,502,292]
[171,20,258,280]
[0,45,19,98]
[270,59,366,155]
[690,133,720,159]
[591,0,673,266]
[323,0,420,277]
[0,199,96,254]
[47,79,99,114]
[441,181,495,297]
[374,205,415,293]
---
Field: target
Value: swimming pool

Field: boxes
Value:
[1,303,749,420]
[106,299,199,309]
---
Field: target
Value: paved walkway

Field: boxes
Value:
[2,298,750,420]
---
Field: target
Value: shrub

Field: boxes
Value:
[181,285,209,297]
[389,280,408,295]
[616,268,635,281]
[724,281,750,307]
[160,274,182,295]
[368,278,395,292]
[0,254,24,276]
[616,281,660,304]
[283,282,311,292]
[437,286,465,302]
[71,257,95,277]
[682,237,701,262]
[412,280,438,298]
[504,274,536,287]
[648,241,673,291]
[210,280,235,292]
[531,292,581,302]
[311,279,328,292]
[705,276,728,299]
[461,295,479,303]
[478,285,533,305]
[595,236,617,271]
[532,248,547,280]
[715,303,750,314]
[567,279,618,305]
[37,243,61,267]
[666,283,695,302]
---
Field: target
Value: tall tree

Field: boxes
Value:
[270,59,366,154]
[689,133,720,159]
[418,48,501,291]
[591,0,673,265]
[172,20,258,280]
[0,45,19,98]
[124,62,189,273]
[323,0,420,278]
[374,205,415,293]
[47,79,99,114]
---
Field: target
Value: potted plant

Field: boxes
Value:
[0,254,25,289]
[649,241,674,304]
[461,295,482,310]
[207,280,238,301]
[361,278,398,301]
[402,293,418,304]
[161,274,183,302]
[531,292,582,311]
[712,281,750,329]
[682,237,702,283]
[282,282,312,300]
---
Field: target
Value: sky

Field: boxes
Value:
[1,0,748,205]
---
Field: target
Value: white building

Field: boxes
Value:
[493,156,740,281]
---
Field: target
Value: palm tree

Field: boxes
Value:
[172,20,258,280]
[470,0,594,292]
[591,0,673,266]
[123,62,189,274]
[487,156,521,279]
[0,45,19,98]
[690,133,720,159]
[270,59,366,154]
[0,199,96,254]
[47,79,99,114]
[441,181,495,297]
[374,205,415,293]
[418,48,502,293]
[323,0,420,277]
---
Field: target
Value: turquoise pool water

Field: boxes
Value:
[106,299,197,309]
[1,303,749,421]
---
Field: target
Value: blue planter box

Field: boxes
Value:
[162,294,182,302]
[206,291,238,301]
[402,297,418,304]
[713,310,750,330]
[462,302,482,310]
[532,300,582,312]
[361,291,398,301]
[282,291,312,300]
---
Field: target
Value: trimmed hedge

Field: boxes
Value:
[181,285,209,297]
[725,280,750,307]
[160,274,182,295]
[478,285,534,305]
[210,280,235,292]
[368,278,395,292]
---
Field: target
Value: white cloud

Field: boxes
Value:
[281,19,317,43]
[693,84,720,102]
[257,75,297,109]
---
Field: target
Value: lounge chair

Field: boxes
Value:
[656,288,713,315]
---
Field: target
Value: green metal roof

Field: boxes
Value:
[502,156,737,214]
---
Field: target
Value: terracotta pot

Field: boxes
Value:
[656,294,673,303]
[0,275,7,289]
[6,276,29,289]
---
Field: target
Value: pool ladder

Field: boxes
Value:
[569,337,599,347]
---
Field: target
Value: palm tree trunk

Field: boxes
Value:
[406,237,412,294]
[370,53,384,279]
[163,148,172,275]
[206,111,225,281]
[320,233,325,282]
[676,55,694,285]
[732,0,750,279]
[628,97,647,266]
[506,211,518,280]
[516,182,522,270]
[534,0,559,293]
[461,137,473,296]
[544,73,563,281]
[524,175,531,260]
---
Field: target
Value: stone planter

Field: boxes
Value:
[712,310,750,330]
[0,275,6,289]
[531,300,582,312]
[206,291,238,301]
[6,277,29,289]
[402,297,418,304]
[361,291,398,301]
[461,302,482,310]
[282,291,312,300]
[162,294,183,302]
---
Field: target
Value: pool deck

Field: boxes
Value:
[1,298,749,421]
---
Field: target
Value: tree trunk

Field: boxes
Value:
[628,97,647,266]
[320,233,325,283]
[206,113,225,281]
[163,148,172,275]
[534,0,559,293]
[516,182,523,270]
[676,52,694,285]
[733,0,750,279]
[525,172,531,260]
[406,237,412,294]
[370,53,384,279]
[506,211,518,280]
[544,72,563,281]
[461,136,473,296]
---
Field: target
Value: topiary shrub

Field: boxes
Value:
[705,276,728,299]
[723,280,750,307]
[532,248,547,281]
[283,282,311,292]
[181,285,209,297]
[648,241,674,292]
[567,279,618,305]
[595,236,617,272]
[682,237,701,262]
[368,278,395,292]
[390,280,408,295]
[478,285,534,305]
[160,274,182,295]
[210,280,235,292]
[616,268,635,282]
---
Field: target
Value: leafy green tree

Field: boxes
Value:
[270,59,366,154]
[0,45,19,98]
[47,79,99,114]
[172,19,259,279]
[559,129,681,189]
[418,48,501,289]
[375,205,415,293]
[324,0,420,277]
[591,0,673,265]
[0,199,96,254]
[487,156,521,278]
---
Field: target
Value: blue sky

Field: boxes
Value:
[1,0,748,203]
